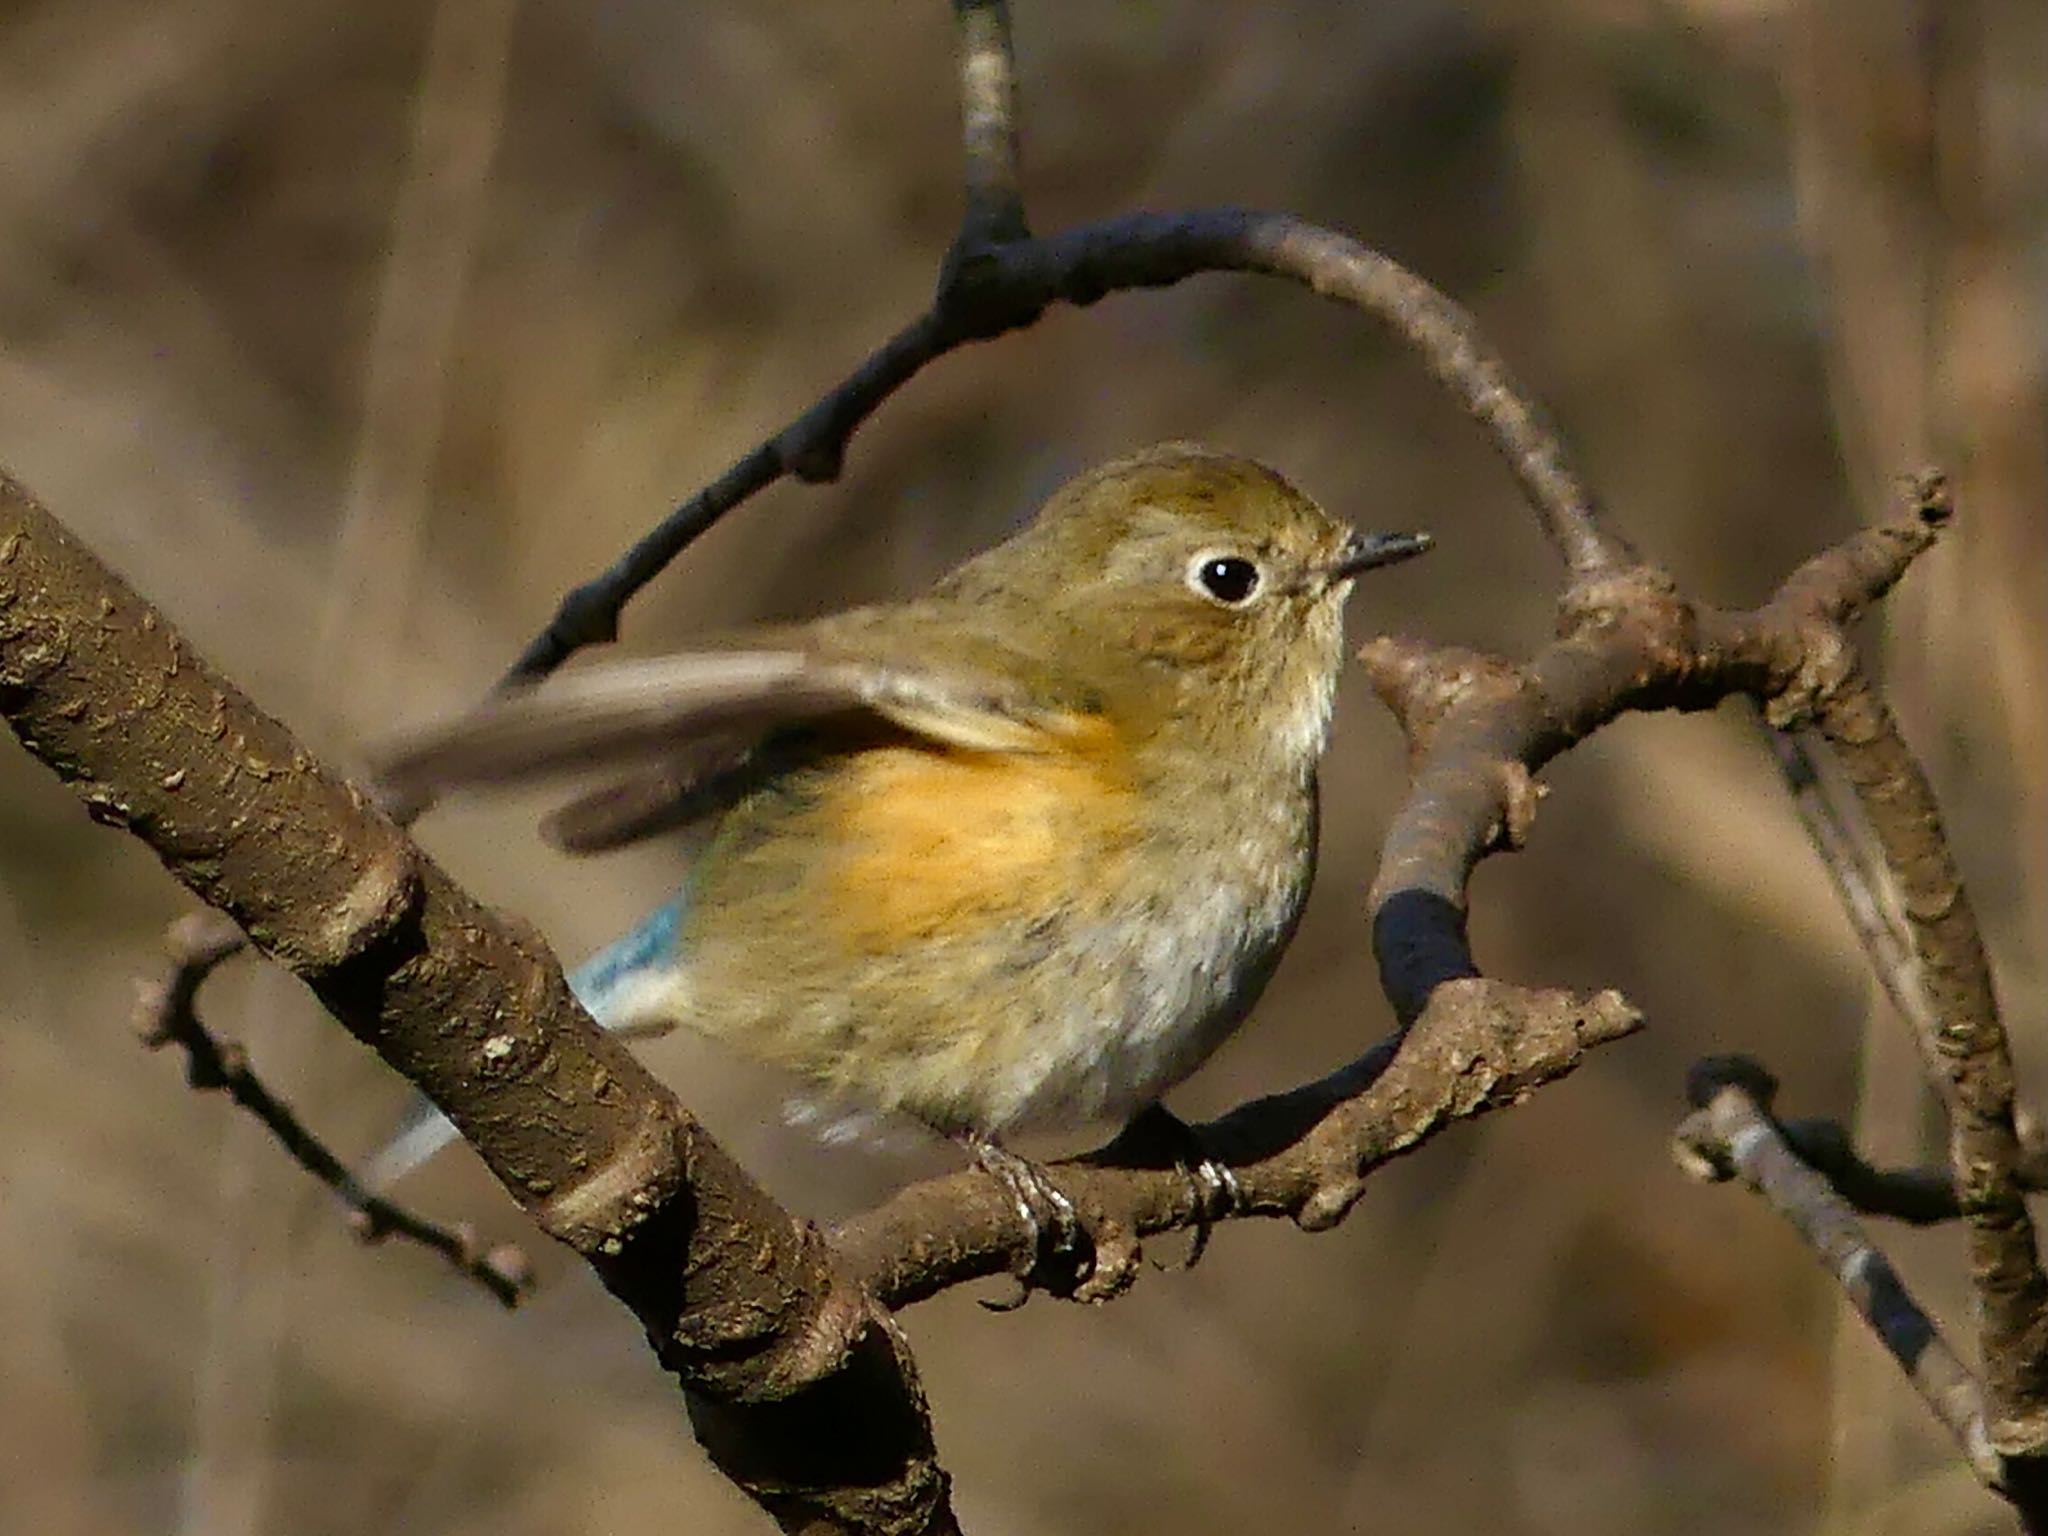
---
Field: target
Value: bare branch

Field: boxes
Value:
[1737,473,2048,1453]
[134,911,534,1307]
[838,980,1639,1309]
[1352,472,2048,1464]
[948,0,1029,250]
[505,208,1627,691]
[1811,672,2048,1448]
[1674,1058,2002,1490]
[0,479,957,1536]
[1763,724,1937,1037]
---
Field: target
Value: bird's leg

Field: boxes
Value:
[957,1129,1090,1306]
[1116,1104,1240,1271]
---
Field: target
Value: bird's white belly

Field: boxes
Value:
[990,804,1315,1132]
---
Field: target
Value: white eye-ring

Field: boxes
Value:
[1186,550,1264,607]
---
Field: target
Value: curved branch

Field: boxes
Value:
[1770,1114,2048,1227]
[504,207,1625,690]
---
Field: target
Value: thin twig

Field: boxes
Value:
[135,912,534,1307]
[1674,1057,2002,1489]
[1774,1115,2048,1226]
[503,207,1627,690]
[1762,722,1937,1037]
[948,0,1029,250]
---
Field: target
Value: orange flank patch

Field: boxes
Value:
[826,716,1135,951]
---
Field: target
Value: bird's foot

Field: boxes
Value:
[1116,1105,1240,1271]
[960,1131,1092,1309]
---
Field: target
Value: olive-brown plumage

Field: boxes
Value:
[371,445,1428,1178]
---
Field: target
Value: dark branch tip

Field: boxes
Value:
[1684,1053,1779,1112]
[1908,467,1953,527]
[511,579,625,686]
[347,1206,391,1244]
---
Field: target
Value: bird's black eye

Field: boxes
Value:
[1189,553,1263,606]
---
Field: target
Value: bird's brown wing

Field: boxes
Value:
[373,623,1089,853]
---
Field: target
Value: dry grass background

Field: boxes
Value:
[0,3,2043,1533]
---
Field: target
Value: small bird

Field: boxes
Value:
[370,445,1429,1245]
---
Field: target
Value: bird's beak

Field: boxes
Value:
[1324,529,1433,583]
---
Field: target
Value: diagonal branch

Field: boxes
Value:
[134,911,534,1306]
[1763,725,1936,1037]
[0,479,957,1536]
[1808,670,2048,1450]
[1744,474,2048,1454]
[1674,1058,2002,1489]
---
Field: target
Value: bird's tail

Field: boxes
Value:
[359,893,690,1188]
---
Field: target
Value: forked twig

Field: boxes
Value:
[135,913,533,1307]
[1675,1057,2000,1487]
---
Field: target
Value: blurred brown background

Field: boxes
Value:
[2,2,2044,1533]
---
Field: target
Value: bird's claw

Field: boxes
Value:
[964,1133,1093,1308]
[1169,1149,1241,1272]
[1110,1105,1241,1272]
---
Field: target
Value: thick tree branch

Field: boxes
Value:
[0,479,956,1536]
